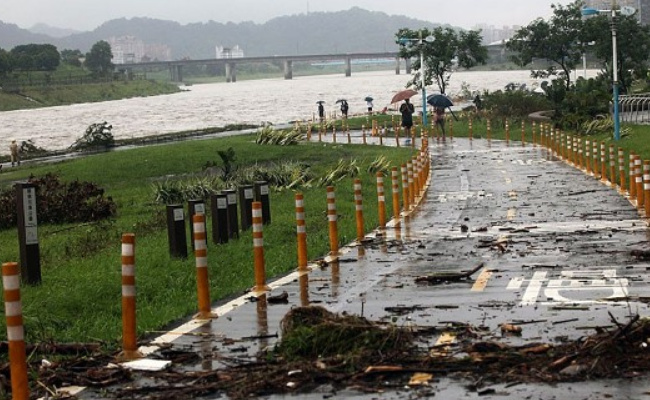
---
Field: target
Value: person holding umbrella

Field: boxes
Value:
[399,98,415,137]
[340,100,349,118]
[317,101,325,122]
[365,96,374,114]
[434,106,446,137]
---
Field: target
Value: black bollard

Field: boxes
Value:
[15,182,41,284]
[254,181,271,224]
[166,204,188,259]
[210,193,229,244]
[239,184,255,231]
[224,189,239,239]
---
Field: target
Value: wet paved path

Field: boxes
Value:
[76,137,650,399]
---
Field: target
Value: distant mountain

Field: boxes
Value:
[0,21,54,49]
[29,23,81,38]
[0,7,452,58]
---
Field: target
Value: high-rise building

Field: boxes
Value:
[583,0,650,25]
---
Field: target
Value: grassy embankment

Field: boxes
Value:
[0,123,416,349]
[0,79,181,112]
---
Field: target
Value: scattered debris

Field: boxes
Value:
[415,263,484,284]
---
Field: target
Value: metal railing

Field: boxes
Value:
[620,94,650,124]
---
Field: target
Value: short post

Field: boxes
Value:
[609,144,616,186]
[354,179,364,242]
[253,202,270,292]
[630,152,637,200]
[468,118,473,141]
[644,160,650,215]
[601,142,607,182]
[2,262,29,400]
[15,182,41,284]
[585,140,591,174]
[376,172,387,228]
[239,184,255,231]
[118,233,143,361]
[210,193,229,244]
[295,193,308,272]
[593,141,599,177]
[407,161,415,207]
[188,199,206,250]
[254,181,271,224]
[166,204,188,259]
[326,186,339,256]
[391,167,400,219]
[521,120,525,145]
[505,119,510,143]
[401,164,410,211]
[225,189,239,239]
[531,121,536,146]
[487,119,492,142]
[636,154,644,209]
[193,214,214,319]
[619,148,626,193]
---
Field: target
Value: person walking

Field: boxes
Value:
[366,99,373,114]
[434,106,446,137]
[399,98,415,137]
[340,100,349,119]
[317,102,325,122]
[9,139,20,167]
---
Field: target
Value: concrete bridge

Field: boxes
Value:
[118,52,412,82]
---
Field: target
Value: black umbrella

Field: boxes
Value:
[336,99,348,104]
[364,96,373,102]
[427,94,453,108]
[316,100,325,104]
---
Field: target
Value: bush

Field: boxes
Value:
[0,173,117,229]
[482,89,552,120]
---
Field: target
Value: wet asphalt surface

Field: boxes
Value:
[75,135,650,399]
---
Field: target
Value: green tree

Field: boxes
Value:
[581,13,650,94]
[10,44,60,71]
[84,41,114,76]
[60,49,84,67]
[506,1,584,90]
[395,27,488,94]
[0,48,13,76]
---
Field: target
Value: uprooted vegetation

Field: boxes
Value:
[16,306,650,399]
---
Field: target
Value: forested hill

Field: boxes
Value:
[0,7,451,59]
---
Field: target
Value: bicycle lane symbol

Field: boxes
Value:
[507,269,629,306]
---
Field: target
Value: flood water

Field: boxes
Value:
[0,69,597,154]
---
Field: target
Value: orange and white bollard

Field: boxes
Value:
[354,179,365,242]
[2,262,29,400]
[326,186,339,256]
[469,118,473,140]
[295,193,308,272]
[505,119,510,143]
[376,172,387,228]
[609,144,616,186]
[193,214,215,317]
[585,140,591,173]
[407,161,415,207]
[487,119,492,142]
[362,130,367,145]
[521,120,525,145]
[119,233,143,361]
[531,121,536,146]
[636,155,644,209]
[601,142,607,182]
[252,202,270,292]
[619,148,626,193]
[391,167,400,219]
[644,161,650,215]
[593,141,599,177]
[630,152,637,200]
[401,164,410,211]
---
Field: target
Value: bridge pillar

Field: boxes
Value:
[405,58,412,74]
[395,57,401,75]
[284,60,293,80]
[345,57,352,77]
[175,65,183,83]
[226,62,237,83]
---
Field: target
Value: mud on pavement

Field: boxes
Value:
[42,137,650,400]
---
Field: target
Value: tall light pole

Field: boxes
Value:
[581,2,634,141]
[399,32,433,127]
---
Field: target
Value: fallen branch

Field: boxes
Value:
[415,263,484,284]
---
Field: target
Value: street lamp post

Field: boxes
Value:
[581,2,634,141]
[399,32,433,127]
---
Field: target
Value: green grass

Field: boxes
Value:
[0,133,415,348]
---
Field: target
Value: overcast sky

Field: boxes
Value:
[3,0,575,31]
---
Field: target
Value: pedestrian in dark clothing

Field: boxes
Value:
[318,102,325,122]
[434,106,446,137]
[399,98,415,137]
[340,100,349,118]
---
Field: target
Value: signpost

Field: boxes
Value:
[15,183,41,284]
